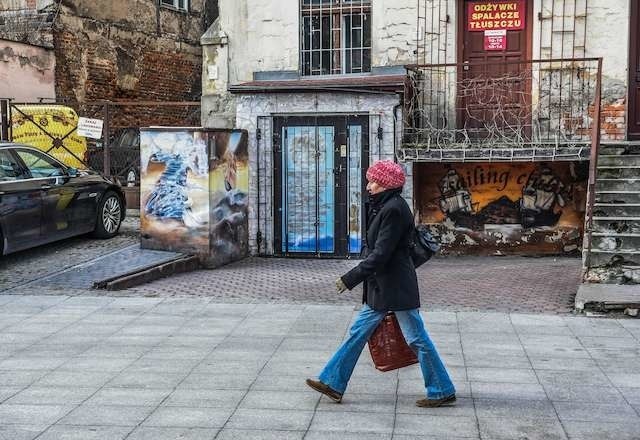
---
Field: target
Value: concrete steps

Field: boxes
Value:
[596,178,640,192]
[598,166,640,179]
[593,203,640,217]
[598,155,640,166]
[583,141,640,288]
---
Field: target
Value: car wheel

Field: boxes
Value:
[93,191,123,238]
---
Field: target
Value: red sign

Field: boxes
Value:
[484,30,506,50]
[468,1,525,31]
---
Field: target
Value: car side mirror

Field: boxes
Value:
[67,167,78,177]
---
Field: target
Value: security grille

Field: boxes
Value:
[300,0,372,76]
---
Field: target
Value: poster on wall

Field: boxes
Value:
[484,29,507,50]
[467,0,525,31]
[415,162,588,254]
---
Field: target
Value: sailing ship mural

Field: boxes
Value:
[414,162,588,255]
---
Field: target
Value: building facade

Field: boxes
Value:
[202,0,634,265]
[0,0,217,125]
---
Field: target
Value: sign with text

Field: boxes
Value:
[77,117,104,139]
[484,29,507,50]
[467,1,525,31]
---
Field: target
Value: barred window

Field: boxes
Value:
[300,0,372,76]
[160,0,188,12]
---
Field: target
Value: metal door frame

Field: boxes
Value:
[273,114,369,258]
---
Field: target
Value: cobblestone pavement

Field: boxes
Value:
[123,255,581,314]
[0,295,639,440]
[1,215,581,314]
[0,218,139,292]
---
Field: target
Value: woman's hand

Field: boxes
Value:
[336,278,347,294]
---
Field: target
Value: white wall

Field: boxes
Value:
[585,0,629,86]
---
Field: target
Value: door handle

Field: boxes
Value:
[40,184,51,190]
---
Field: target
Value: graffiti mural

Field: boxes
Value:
[140,129,249,267]
[141,130,210,254]
[415,162,588,255]
[209,131,249,267]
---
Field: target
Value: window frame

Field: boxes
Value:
[299,0,372,77]
[159,0,189,13]
[0,149,28,183]
[12,147,68,181]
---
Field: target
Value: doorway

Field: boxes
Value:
[273,115,369,257]
[457,0,533,137]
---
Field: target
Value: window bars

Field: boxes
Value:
[300,0,372,76]
[160,0,189,12]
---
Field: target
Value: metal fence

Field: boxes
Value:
[1,99,201,187]
[401,58,602,162]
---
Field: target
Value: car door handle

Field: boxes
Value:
[40,184,52,190]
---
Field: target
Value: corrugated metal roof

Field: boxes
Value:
[229,74,405,94]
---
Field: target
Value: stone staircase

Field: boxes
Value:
[584,142,640,285]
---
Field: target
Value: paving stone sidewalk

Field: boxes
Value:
[0,217,139,292]
[0,295,639,440]
[124,255,581,314]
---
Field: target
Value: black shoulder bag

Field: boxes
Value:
[408,224,440,268]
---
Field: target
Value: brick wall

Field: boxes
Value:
[51,1,206,128]
[601,99,626,141]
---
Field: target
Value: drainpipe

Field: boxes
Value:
[393,101,402,162]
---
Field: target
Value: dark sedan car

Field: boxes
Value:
[0,143,126,255]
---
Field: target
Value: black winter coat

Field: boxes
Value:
[341,189,420,311]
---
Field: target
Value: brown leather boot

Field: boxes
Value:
[416,394,456,407]
[305,379,343,403]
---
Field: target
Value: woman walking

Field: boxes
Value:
[306,160,456,407]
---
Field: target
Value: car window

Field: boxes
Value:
[0,150,26,182]
[15,149,66,179]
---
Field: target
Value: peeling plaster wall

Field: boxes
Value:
[234,92,407,255]
[53,0,207,106]
[372,0,417,67]
[0,0,212,126]
[0,39,55,101]
[584,0,629,140]
[584,0,629,84]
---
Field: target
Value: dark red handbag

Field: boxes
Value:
[368,312,419,372]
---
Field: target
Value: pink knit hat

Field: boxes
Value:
[366,160,405,189]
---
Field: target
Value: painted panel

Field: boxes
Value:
[348,125,363,254]
[140,130,210,255]
[208,130,249,267]
[415,162,588,255]
[282,126,335,253]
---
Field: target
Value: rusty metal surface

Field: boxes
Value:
[582,57,604,278]
[229,74,405,93]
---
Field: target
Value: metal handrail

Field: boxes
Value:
[405,57,602,70]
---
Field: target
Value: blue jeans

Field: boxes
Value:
[318,304,455,399]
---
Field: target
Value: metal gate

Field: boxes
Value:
[273,115,369,257]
